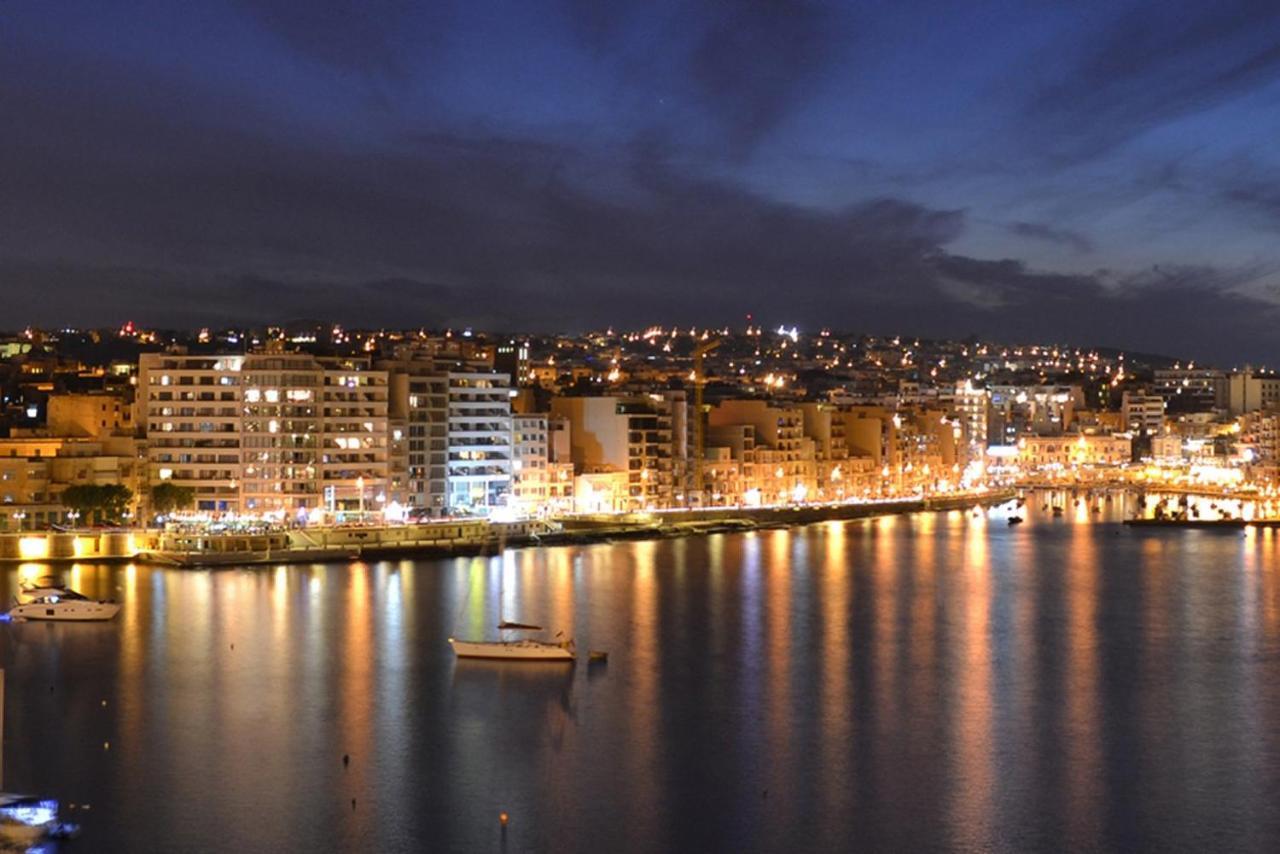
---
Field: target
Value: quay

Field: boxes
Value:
[0,490,1015,567]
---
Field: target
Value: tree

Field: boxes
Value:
[59,483,135,525]
[101,484,133,522]
[60,484,103,522]
[151,481,195,517]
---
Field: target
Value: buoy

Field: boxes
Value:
[351,798,357,810]
[101,700,107,707]
[343,753,350,768]
[103,741,110,750]
[500,812,509,826]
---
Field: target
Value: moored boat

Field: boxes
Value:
[449,637,575,661]
[7,589,120,622]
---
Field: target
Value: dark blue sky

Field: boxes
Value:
[4,1,1280,363]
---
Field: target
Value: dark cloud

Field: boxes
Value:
[1006,221,1093,254]
[4,1,1280,365]
[2,79,1273,364]
[687,0,838,155]
[559,0,840,155]
[1023,2,1280,161]
[231,0,431,78]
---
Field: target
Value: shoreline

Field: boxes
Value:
[1,490,1018,567]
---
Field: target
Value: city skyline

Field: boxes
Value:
[7,2,1280,362]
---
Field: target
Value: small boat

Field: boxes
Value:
[588,650,609,662]
[449,637,575,661]
[1007,516,1024,525]
[1052,506,1065,517]
[7,589,120,622]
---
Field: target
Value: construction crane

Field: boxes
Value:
[692,338,721,506]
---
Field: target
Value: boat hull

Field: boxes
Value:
[449,639,574,661]
[9,602,121,621]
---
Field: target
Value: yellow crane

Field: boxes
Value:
[692,338,721,505]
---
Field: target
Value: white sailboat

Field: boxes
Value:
[448,547,574,661]
[449,635,576,661]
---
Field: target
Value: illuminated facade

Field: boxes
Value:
[138,353,244,512]
[138,352,389,516]
[1018,433,1132,469]
[0,436,145,529]
[550,393,686,510]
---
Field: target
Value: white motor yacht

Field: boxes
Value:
[8,589,120,622]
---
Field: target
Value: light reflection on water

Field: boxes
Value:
[1,495,1279,852]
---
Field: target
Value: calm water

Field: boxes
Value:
[3,494,1280,853]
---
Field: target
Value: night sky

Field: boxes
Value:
[5,1,1280,363]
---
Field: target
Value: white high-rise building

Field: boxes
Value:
[383,352,513,516]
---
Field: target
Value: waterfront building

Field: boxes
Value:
[139,351,389,517]
[511,414,550,513]
[1151,433,1186,465]
[442,369,513,512]
[1236,410,1280,474]
[138,353,244,513]
[1018,433,1132,470]
[705,423,759,504]
[551,393,686,510]
[709,400,813,504]
[0,435,145,529]
[950,380,989,460]
[384,351,514,516]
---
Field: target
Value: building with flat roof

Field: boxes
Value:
[138,351,389,517]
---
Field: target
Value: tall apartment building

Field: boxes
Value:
[445,370,513,512]
[511,414,549,513]
[550,393,686,510]
[709,400,813,504]
[138,353,244,512]
[384,352,513,515]
[138,352,389,516]
[950,380,989,459]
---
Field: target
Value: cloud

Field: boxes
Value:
[3,11,1280,364]
[687,0,838,155]
[1022,2,1280,161]
[1006,221,1093,254]
[559,0,841,155]
[231,0,431,78]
